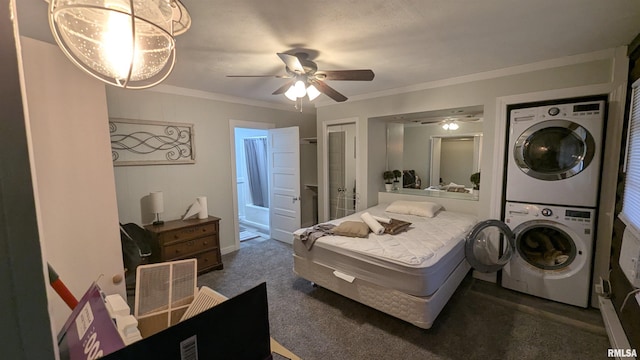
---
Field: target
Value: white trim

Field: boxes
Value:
[229,119,275,252]
[598,296,632,357]
[315,48,616,108]
[321,117,359,221]
[149,84,306,112]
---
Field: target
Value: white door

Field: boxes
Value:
[268,127,300,243]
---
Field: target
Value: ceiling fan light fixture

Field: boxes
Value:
[442,121,459,130]
[47,0,191,89]
[306,84,321,101]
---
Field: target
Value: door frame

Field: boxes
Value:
[322,118,360,222]
[229,119,275,251]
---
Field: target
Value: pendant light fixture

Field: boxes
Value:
[47,0,191,89]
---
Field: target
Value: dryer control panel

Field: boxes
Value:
[504,202,595,234]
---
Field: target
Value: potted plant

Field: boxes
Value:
[392,169,402,190]
[383,170,394,191]
[470,172,480,190]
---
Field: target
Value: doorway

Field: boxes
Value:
[235,127,271,243]
[327,123,357,220]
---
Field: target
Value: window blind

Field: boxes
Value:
[621,80,640,235]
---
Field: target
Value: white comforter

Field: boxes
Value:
[295,204,477,268]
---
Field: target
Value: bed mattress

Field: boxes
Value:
[293,204,477,297]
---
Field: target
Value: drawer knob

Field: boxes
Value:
[175,249,180,254]
[203,241,208,245]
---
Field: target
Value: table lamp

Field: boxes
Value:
[150,191,165,225]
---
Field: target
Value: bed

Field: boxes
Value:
[292,198,477,329]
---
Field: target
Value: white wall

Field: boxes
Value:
[106,89,316,253]
[21,37,125,332]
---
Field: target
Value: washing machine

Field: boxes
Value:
[505,99,605,207]
[465,202,595,308]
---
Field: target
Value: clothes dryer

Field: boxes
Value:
[506,100,605,207]
[465,202,594,308]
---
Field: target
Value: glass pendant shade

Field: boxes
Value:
[306,84,321,100]
[284,85,298,101]
[293,80,307,98]
[48,0,190,89]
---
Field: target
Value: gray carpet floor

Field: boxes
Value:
[197,238,609,360]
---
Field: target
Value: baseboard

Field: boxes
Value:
[599,295,632,356]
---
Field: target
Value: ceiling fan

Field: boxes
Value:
[419,114,483,130]
[227,52,375,102]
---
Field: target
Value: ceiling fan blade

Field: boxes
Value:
[272,80,295,95]
[277,53,305,73]
[311,80,348,102]
[316,69,375,81]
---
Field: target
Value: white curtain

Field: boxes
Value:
[244,137,269,207]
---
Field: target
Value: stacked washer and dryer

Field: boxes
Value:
[466,98,606,308]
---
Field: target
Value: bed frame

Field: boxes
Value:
[293,254,470,329]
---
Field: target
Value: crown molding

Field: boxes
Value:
[315,48,617,108]
[147,84,305,112]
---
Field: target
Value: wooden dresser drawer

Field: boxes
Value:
[159,223,217,245]
[164,236,214,259]
[195,250,222,272]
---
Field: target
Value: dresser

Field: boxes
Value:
[145,216,223,273]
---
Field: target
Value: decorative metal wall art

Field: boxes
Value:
[109,118,195,166]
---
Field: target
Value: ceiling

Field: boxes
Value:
[16,1,640,109]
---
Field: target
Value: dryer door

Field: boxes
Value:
[513,120,595,181]
[465,220,515,273]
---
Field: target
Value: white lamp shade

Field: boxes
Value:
[48,0,190,89]
[284,85,298,101]
[150,191,164,214]
[294,80,307,98]
[307,84,321,100]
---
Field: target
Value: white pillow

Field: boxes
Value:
[385,200,442,218]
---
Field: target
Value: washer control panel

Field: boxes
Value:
[539,101,603,118]
[564,209,592,223]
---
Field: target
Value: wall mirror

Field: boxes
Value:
[374,105,484,201]
[429,134,482,188]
